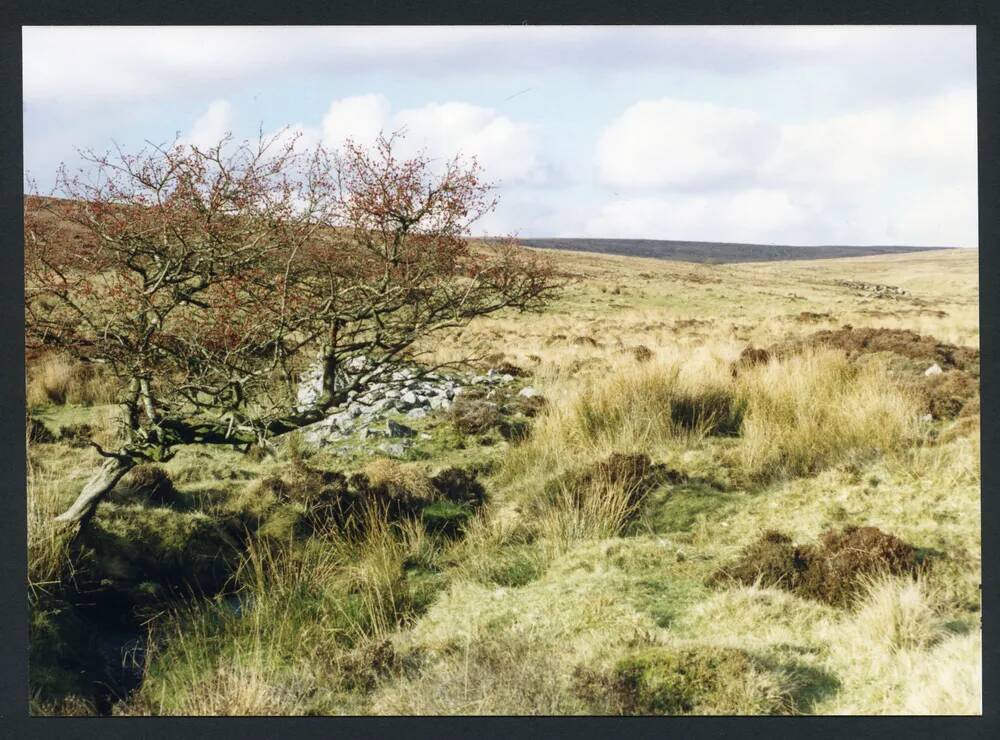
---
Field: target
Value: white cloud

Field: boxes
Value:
[891,185,978,247]
[761,88,977,187]
[23,26,975,108]
[597,89,977,193]
[181,99,234,149]
[321,93,391,150]
[582,180,977,247]
[595,99,773,188]
[315,96,544,185]
[900,88,978,176]
[176,94,545,187]
[24,28,267,105]
[586,87,977,245]
[392,102,544,184]
[181,93,546,195]
[584,189,817,244]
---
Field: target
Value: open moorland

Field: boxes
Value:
[28,244,980,716]
[511,237,947,263]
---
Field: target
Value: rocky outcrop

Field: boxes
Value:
[837,280,909,299]
[295,359,520,449]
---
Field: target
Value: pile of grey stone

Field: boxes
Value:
[294,357,522,453]
[839,280,909,299]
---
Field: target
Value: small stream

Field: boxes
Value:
[64,590,247,714]
[91,619,147,714]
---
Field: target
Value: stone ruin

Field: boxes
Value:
[837,280,909,299]
[293,356,529,455]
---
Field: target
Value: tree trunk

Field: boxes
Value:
[52,351,342,524]
[53,456,135,524]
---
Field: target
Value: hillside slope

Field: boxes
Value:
[512,237,953,264]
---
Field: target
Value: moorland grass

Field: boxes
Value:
[27,248,980,716]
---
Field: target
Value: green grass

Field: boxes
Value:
[27,248,981,716]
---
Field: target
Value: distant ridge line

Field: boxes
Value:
[505,237,951,265]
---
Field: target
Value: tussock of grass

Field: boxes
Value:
[27,461,75,590]
[445,507,544,587]
[536,476,645,551]
[131,505,446,715]
[337,508,413,640]
[27,353,118,408]
[28,248,980,716]
[576,644,795,715]
[816,576,980,714]
[361,459,436,503]
[897,632,981,714]
[849,575,946,654]
[736,351,919,481]
[371,633,580,715]
[506,347,918,491]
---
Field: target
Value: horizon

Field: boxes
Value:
[505,236,967,249]
[23,26,978,248]
[22,194,973,251]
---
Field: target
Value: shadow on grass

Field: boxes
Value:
[746,647,842,714]
[781,660,842,714]
[646,482,747,534]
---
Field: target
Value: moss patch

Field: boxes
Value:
[421,500,473,537]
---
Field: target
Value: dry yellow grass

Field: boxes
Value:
[27,353,119,408]
[30,246,980,717]
[27,462,75,590]
[501,347,919,493]
[360,458,436,501]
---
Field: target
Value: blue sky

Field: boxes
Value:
[23,26,977,246]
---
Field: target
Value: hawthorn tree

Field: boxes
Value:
[25,131,559,524]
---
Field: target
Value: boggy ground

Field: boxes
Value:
[27,247,981,715]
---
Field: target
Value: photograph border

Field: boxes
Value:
[1,2,994,738]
